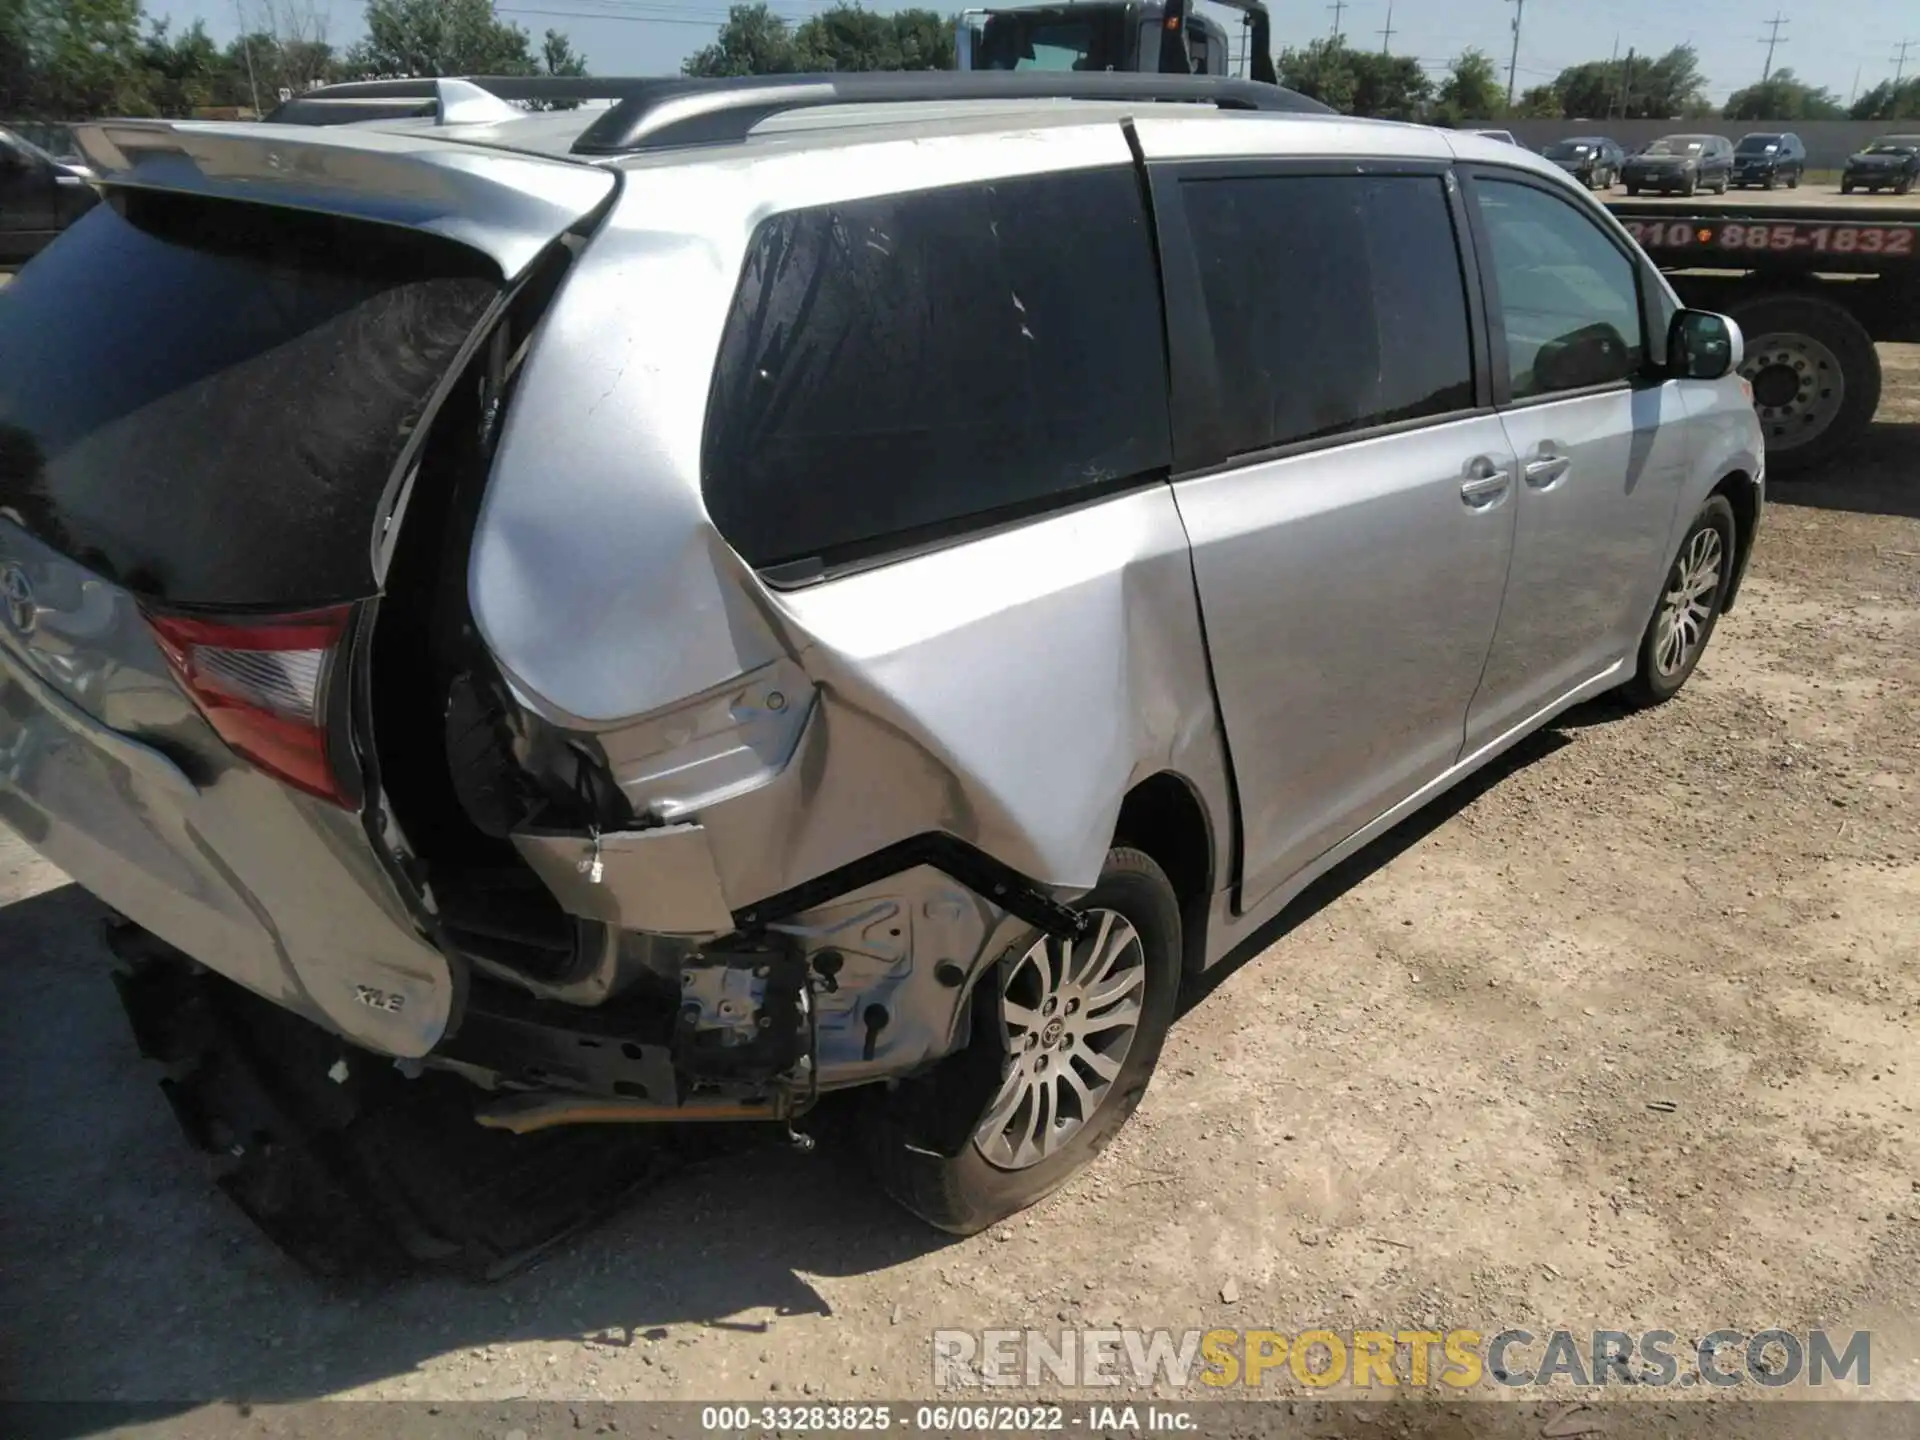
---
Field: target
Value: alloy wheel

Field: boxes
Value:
[972,910,1146,1171]
[1653,526,1724,678]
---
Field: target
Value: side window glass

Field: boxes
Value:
[703,167,1171,573]
[1472,178,1645,400]
[1178,173,1474,457]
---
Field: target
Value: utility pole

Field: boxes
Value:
[1506,0,1526,111]
[1849,65,1861,106]
[1605,35,1619,118]
[1895,39,1916,87]
[1328,0,1348,40]
[1758,13,1788,83]
[234,0,261,116]
[1379,1,1396,56]
[1618,46,1636,119]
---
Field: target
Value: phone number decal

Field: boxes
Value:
[1623,218,1915,257]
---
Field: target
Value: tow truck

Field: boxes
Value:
[1605,193,1920,472]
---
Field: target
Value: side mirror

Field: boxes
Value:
[1669,310,1743,381]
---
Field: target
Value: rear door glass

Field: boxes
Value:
[0,190,498,606]
[702,166,1172,575]
[1176,173,1476,458]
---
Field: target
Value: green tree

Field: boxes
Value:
[138,18,228,114]
[1275,36,1357,114]
[15,0,147,117]
[350,0,558,78]
[1434,48,1503,123]
[1514,82,1561,118]
[1850,77,1920,122]
[683,3,797,77]
[792,4,953,71]
[1723,68,1843,121]
[1,0,32,114]
[540,27,586,77]
[1349,51,1430,120]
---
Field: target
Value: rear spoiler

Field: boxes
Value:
[71,118,616,281]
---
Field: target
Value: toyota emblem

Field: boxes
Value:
[1,563,36,636]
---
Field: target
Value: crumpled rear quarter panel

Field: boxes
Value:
[470,127,1233,908]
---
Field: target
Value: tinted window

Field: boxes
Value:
[1178,174,1475,458]
[1473,179,1644,400]
[0,191,497,605]
[1737,135,1781,153]
[703,168,1170,573]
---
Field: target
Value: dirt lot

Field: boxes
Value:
[3,350,1918,1419]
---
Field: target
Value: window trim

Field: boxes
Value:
[1456,164,1668,411]
[1148,156,1493,477]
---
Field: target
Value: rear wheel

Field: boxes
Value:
[1898,175,1915,197]
[1730,292,1881,475]
[1620,496,1737,708]
[864,847,1181,1235]
[1626,183,1641,196]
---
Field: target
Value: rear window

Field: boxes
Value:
[1737,136,1781,153]
[1177,174,1476,458]
[0,191,498,606]
[702,167,1172,575]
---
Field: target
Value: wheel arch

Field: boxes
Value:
[1111,770,1218,973]
[1712,468,1762,613]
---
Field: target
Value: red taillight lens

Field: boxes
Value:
[144,606,355,806]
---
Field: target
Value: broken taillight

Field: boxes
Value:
[144,606,355,806]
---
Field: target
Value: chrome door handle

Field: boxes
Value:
[1460,458,1513,508]
[1524,454,1572,488]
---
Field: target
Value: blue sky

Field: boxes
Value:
[151,0,1916,105]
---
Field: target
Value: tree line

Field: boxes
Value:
[1,0,586,119]
[6,0,1919,124]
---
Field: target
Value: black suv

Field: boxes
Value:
[1731,132,1805,189]
[0,125,100,265]
[1541,136,1625,189]
[1842,136,1920,195]
[1622,134,1734,196]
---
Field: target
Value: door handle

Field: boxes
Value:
[1459,457,1513,508]
[1524,451,1572,489]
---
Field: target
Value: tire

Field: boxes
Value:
[863,847,1182,1235]
[1762,174,1776,191]
[1787,171,1800,189]
[1727,292,1882,476]
[1626,184,1640,196]
[1841,181,1853,194]
[1681,176,1697,197]
[1619,495,1737,709]
[1898,175,1915,197]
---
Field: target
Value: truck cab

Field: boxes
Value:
[956,1,1262,82]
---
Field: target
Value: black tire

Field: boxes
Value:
[863,847,1182,1235]
[1682,176,1697,197]
[1626,183,1640,196]
[1898,175,1915,197]
[1787,170,1800,189]
[1840,181,1853,194]
[1727,292,1882,476]
[1619,495,1738,709]
[1762,173,1776,191]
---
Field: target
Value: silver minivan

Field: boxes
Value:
[0,74,1763,1257]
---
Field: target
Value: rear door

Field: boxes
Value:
[1151,160,1517,909]
[1458,168,1691,750]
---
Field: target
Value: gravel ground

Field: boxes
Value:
[2,349,1917,1422]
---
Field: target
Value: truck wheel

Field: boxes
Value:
[1729,293,1881,476]
[863,848,1181,1235]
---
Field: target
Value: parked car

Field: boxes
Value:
[1541,135,1625,189]
[1841,135,1920,195]
[0,74,1763,1254]
[1731,132,1805,190]
[0,126,99,265]
[1622,133,1734,195]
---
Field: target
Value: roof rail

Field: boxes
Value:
[277,72,1332,151]
[569,72,1333,155]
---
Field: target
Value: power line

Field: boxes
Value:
[1758,12,1787,83]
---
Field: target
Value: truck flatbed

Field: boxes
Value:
[1601,188,1920,469]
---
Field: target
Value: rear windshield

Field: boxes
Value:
[972,11,1131,71]
[1865,139,1919,154]
[1645,137,1708,155]
[1543,140,1596,158]
[0,191,498,607]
